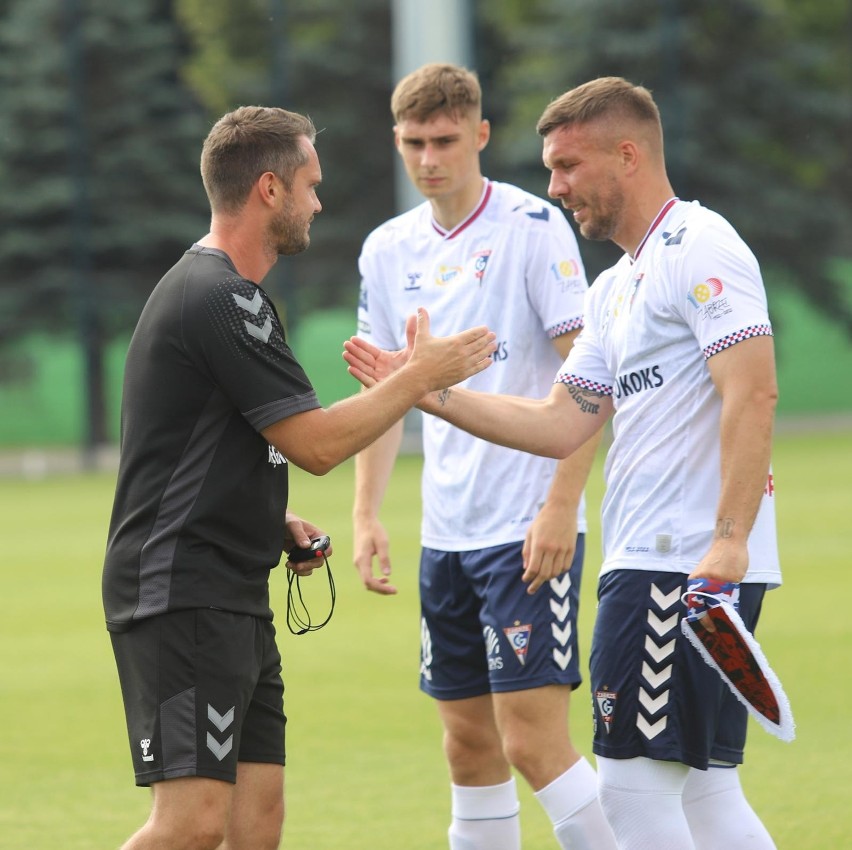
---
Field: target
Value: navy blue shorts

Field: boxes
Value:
[590,570,767,770]
[110,609,286,786]
[419,537,585,700]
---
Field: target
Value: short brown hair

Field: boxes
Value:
[536,77,661,142]
[200,106,317,214]
[391,62,482,124]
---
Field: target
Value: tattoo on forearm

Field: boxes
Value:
[437,388,452,407]
[567,386,603,415]
[715,518,736,539]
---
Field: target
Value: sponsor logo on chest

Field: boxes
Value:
[613,365,665,400]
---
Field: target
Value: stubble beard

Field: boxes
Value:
[269,201,311,257]
[576,177,624,244]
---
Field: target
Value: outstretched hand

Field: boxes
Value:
[343,313,414,387]
[344,308,495,391]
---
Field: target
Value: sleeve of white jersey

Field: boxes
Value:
[356,236,403,350]
[552,279,615,397]
[524,206,589,339]
[670,215,773,360]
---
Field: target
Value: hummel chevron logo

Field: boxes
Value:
[549,574,572,597]
[231,290,273,343]
[232,290,263,315]
[553,647,573,670]
[550,598,570,621]
[638,688,670,715]
[647,609,679,637]
[644,634,676,664]
[637,714,667,740]
[662,226,686,246]
[551,621,573,645]
[208,704,234,732]
[206,731,233,761]
[650,584,681,611]
[244,317,273,343]
[641,660,672,690]
[526,206,550,221]
[207,704,235,762]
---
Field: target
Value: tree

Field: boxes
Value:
[477,0,852,333]
[176,0,851,335]
[176,0,395,321]
[0,0,209,444]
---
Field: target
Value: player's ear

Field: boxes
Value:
[257,171,281,207]
[617,140,640,176]
[476,119,491,152]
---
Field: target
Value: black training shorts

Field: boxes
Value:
[110,608,286,786]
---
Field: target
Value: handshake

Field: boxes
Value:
[343,306,495,396]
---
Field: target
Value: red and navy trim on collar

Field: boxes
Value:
[632,197,679,261]
[432,180,493,240]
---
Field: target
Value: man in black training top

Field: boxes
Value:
[102,106,495,850]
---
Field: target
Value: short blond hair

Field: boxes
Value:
[536,77,662,150]
[391,62,482,124]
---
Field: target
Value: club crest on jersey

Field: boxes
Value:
[601,293,624,333]
[629,273,645,310]
[404,272,422,292]
[503,622,532,666]
[595,688,618,735]
[472,249,492,285]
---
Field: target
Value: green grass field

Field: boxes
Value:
[0,427,849,848]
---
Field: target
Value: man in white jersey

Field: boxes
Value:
[346,77,781,850]
[353,64,614,850]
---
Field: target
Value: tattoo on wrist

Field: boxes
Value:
[567,385,603,415]
[437,388,451,407]
[715,518,735,539]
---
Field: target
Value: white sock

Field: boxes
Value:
[535,757,617,850]
[597,756,694,850]
[448,778,521,850]
[683,764,776,849]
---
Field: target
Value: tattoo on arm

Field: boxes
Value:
[715,518,736,539]
[436,388,452,407]
[566,385,604,415]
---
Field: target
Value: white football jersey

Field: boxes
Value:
[558,199,781,585]
[358,180,589,550]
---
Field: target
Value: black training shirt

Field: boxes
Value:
[102,246,320,632]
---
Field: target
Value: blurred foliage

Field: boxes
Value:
[0,0,209,345]
[0,0,849,442]
[175,0,395,322]
[477,0,852,331]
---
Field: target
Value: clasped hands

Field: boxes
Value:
[343,307,495,394]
